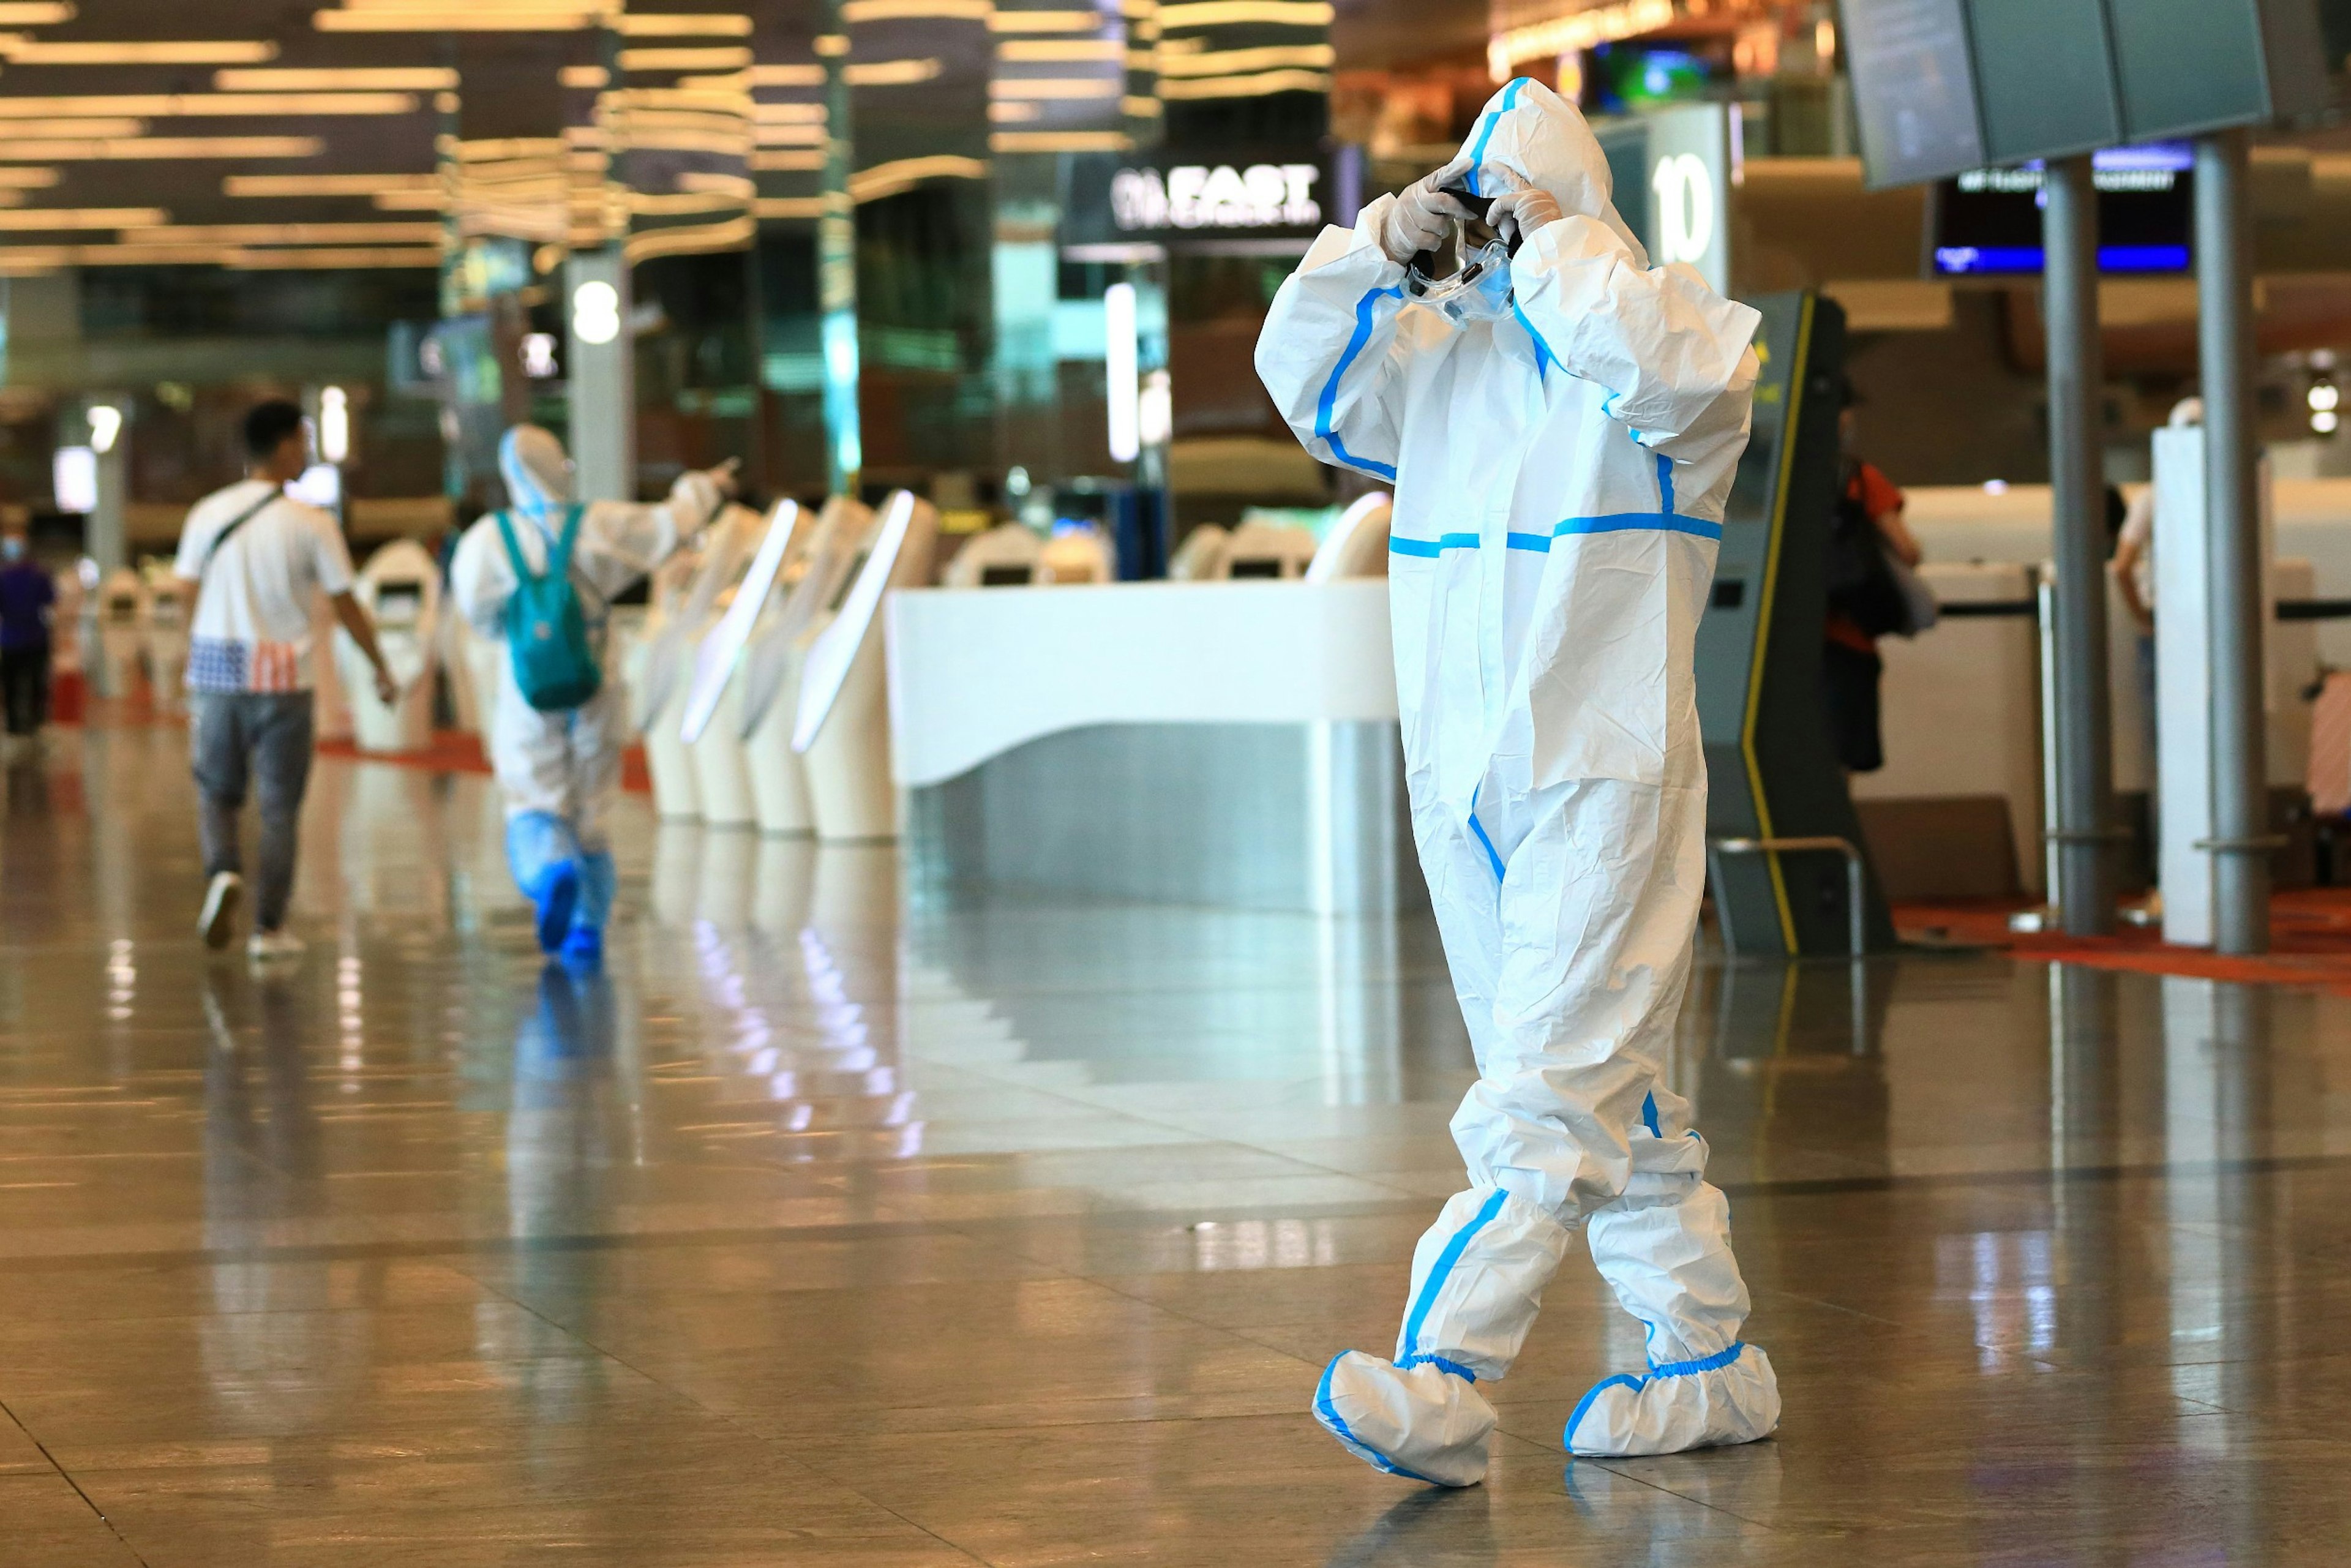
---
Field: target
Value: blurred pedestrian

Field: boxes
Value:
[175,399,396,961]
[1821,385,1923,773]
[0,523,54,758]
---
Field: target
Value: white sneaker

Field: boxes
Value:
[247,928,306,962]
[198,872,243,950]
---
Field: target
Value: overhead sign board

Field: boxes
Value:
[1841,0,1985,189]
[1838,0,2327,190]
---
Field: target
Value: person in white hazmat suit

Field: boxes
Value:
[1255,79,1780,1484]
[451,427,735,966]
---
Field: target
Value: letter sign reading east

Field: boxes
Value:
[1111,162,1321,232]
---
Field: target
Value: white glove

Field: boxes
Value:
[1476,169,1570,251]
[1483,177,1563,249]
[1379,159,1475,266]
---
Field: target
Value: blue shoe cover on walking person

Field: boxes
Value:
[1312,1186,1569,1488]
[1315,1351,1496,1487]
[559,925,604,971]
[530,861,579,954]
[506,812,583,954]
[573,850,617,934]
[1562,1341,1780,1458]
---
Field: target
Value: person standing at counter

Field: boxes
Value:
[1254,78,1779,1485]
[1820,389,1923,775]
[449,426,735,967]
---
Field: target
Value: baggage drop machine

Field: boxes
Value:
[1696,291,1897,958]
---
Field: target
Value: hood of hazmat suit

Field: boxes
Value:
[500,425,576,522]
[1258,80,1779,1484]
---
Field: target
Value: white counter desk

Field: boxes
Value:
[887,579,1420,912]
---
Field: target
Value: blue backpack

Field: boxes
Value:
[494,506,602,712]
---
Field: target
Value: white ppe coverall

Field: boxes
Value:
[451,427,726,962]
[1256,79,1779,1484]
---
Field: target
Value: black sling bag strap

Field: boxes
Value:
[197,486,283,584]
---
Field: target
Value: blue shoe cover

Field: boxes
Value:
[559,925,604,970]
[531,861,579,954]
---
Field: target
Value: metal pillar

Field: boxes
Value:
[2042,154,2115,936]
[2195,130,2271,956]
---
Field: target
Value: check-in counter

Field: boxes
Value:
[888,579,1418,913]
[1850,562,2042,899]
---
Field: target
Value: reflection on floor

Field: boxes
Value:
[4,724,2349,1565]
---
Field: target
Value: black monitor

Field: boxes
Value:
[1930,143,2193,277]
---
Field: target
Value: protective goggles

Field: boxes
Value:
[1405,184,1522,326]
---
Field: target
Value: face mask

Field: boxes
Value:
[1,538,23,561]
[1411,238,1516,327]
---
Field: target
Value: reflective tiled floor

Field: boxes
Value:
[5,726,2350,1564]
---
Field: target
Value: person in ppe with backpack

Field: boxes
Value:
[1255,78,1779,1485]
[450,427,736,966]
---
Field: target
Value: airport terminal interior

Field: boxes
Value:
[9,0,2351,1562]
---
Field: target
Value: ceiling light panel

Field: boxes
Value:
[988,10,1100,31]
[0,39,281,64]
[0,93,416,116]
[618,47,752,70]
[214,68,459,90]
[0,137,323,160]
[225,173,439,197]
[119,222,443,244]
[612,13,751,35]
[997,39,1123,59]
[0,207,166,228]
[314,4,607,32]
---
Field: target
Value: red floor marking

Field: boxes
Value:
[1899,890,2351,994]
[66,704,654,795]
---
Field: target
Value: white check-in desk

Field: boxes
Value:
[887,579,1422,913]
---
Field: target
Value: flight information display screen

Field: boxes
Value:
[1930,143,2194,277]
[1842,0,1985,188]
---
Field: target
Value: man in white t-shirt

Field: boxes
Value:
[173,400,396,960]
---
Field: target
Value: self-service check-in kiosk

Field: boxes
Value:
[944,522,1043,588]
[1038,527,1114,584]
[1221,519,1319,580]
[738,495,876,836]
[678,500,807,830]
[633,507,762,820]
[794,490,939,841]
[1305,493,1393,582]
[338,539,441,752]
[142,568,190,710]
[1695,292,1896,957]
[1169,524,1231,581]
[686,504,773,827]
[96,568,146,699]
